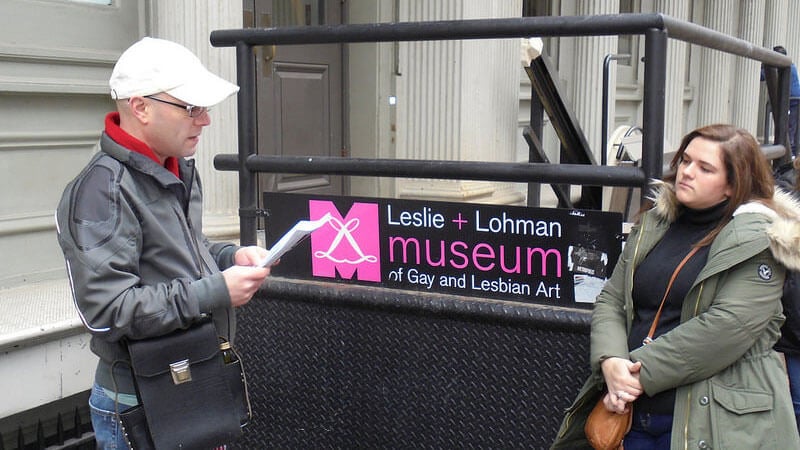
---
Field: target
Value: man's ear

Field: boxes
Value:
[126,96,150,123]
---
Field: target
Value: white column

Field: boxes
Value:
[732,0,766,131]
[573,0,619,162]
[763,0,788,48]
[347,1,396,198]
[760,0,789,140]
[785,2,800,65]
[696,1,737,124]
[150,1,242,239]
[396,0,524,204]
[653,0,689,148]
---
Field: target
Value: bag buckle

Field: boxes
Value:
[169,359,192,384]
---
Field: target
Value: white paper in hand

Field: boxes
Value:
[257,213,333,268]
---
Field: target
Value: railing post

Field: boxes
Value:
[641,28,667,201]
[602,53,631,166]
[527,62,544,207]
[775,66,792,165]
[236,41,258,245]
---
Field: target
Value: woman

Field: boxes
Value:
[552,124,800,449]
[774,158,800,433]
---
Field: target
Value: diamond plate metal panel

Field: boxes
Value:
[230,281,591,449]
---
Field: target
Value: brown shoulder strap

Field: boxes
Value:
[642,245,702,346]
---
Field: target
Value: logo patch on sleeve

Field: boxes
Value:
[758,264,773,281]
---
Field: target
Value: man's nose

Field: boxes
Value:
[194,111,211,126]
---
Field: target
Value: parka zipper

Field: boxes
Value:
[681,282,705,450]
[627,214,648,325]
[682,389,691,450]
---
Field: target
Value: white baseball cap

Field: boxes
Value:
[109,37,239,107]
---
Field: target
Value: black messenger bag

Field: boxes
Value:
[119,317,251,449]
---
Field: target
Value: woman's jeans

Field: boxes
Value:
[89,383,134,449]
[623,411,672,450]
[787,354,800,432]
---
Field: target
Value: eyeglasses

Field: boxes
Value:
[144,95,209,118]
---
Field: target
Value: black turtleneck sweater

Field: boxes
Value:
[628,200,729,415]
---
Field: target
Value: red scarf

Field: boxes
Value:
[104,112,180,178]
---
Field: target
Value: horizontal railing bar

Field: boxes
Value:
[211,13,791,67]
[759,144,787,160]
[213,154,648,187]
[211,14,667,47]
[661,16,790,67]
[215,143,784,189]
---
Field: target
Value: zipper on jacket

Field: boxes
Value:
[691,283,705,317]
[682,391,691,450]
[184,160,195,213]
[681,283,704,450]
[627,214,648,325]
[174,207,205,277]
[179,171,234,341]
[176,162,206,277]
[181,162,233,340]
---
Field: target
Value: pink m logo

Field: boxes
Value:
[308,200,381,282]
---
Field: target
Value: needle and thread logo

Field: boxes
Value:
[308,200,381,282]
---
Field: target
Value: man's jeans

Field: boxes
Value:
[89,383,133,449]
[88,382,228,449]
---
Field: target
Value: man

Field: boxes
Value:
[773,45,800,157]
[55,37,270,448]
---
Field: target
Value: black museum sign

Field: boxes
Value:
[261,192,623,308]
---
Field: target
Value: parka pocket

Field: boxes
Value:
[710,381,775,449]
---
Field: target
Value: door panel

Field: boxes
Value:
[274,62,332,191]
[245,0,345,198]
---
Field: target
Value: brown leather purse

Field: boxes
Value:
[584,245,701,450]
[584,397,632,450]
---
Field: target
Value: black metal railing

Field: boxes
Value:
[211,13,793,246]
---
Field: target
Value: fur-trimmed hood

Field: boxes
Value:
[647,179,800,272]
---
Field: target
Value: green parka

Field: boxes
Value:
[552,182,800,450]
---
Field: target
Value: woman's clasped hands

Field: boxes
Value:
[600,357,643,414]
